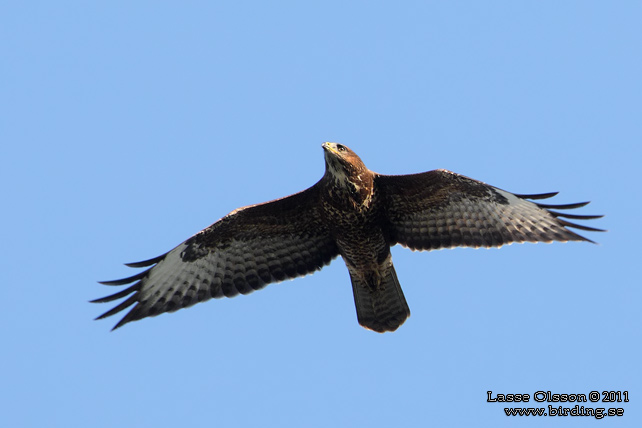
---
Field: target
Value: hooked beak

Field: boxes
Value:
[322,142,339,155]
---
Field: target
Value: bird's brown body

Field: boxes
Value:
[319,143,410,331]
[95,143,603,332]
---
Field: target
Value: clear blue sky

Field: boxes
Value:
[2,2,640,427]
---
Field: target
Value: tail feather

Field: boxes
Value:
[349,264,410,333]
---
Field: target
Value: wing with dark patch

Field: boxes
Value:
[94,185,339,330]
[376,169,604,251]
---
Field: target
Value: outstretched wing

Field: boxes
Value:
[94,185,339,330]
[376,169,604,251]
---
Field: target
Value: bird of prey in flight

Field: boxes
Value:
[94,143,603,332]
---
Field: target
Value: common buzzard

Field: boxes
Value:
[95,143,603,332]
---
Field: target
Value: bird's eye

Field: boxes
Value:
[336,144,346,152]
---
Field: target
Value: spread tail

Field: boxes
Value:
[349,264,410,333]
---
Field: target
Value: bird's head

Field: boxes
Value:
[322,142,368,179]
[321,143,373,206]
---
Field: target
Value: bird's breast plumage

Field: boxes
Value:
[320,181,390,272]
